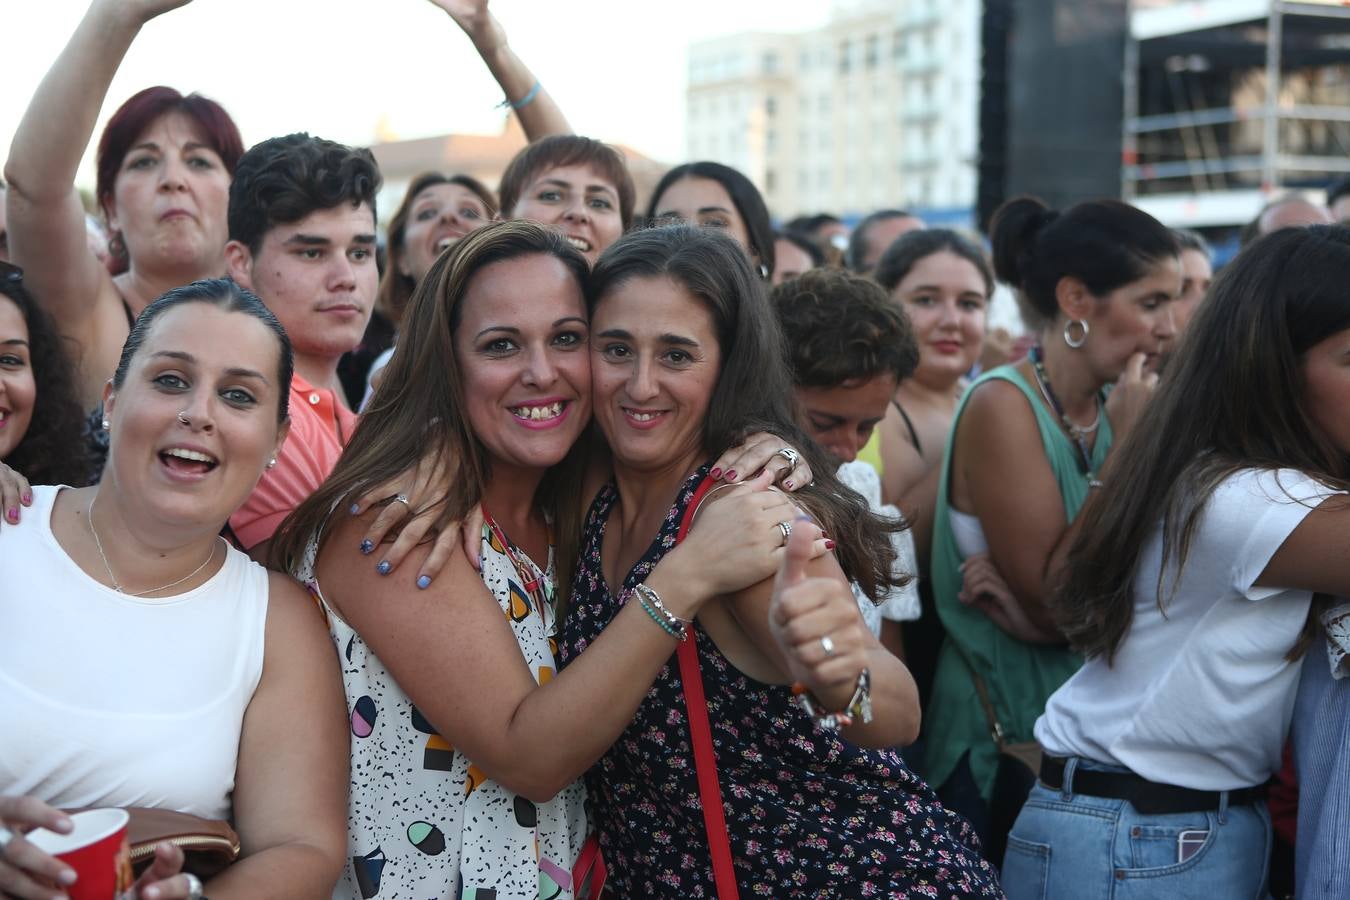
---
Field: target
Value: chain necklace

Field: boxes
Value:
[87,494,220,597]
[1028,345,1104,486]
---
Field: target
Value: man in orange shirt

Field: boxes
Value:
[223,133,381,562]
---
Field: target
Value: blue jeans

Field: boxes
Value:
[1002,757,1271,900]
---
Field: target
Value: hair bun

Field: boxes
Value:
[990,195,1056,290]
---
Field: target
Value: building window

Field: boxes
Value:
[818,93,831,114]
[893,29,905,63]
[865,35,879,68]
[767,130,778,153]
[766,96,777,117]
[765,168,777,192]
[838,40,852,73]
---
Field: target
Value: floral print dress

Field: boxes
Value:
[558,466,1004,898]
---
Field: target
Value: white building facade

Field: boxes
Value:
[685,0,981,223]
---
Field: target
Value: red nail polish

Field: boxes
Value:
[825,539,836,550]
[6,508,16,522]
[725,470,738,482]
[710,467,722,479]
[21,493,32,505]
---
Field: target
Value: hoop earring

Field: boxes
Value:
[108,230,127,263]
[1063,319,1089,349]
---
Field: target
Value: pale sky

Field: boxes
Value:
[1,1,831,189]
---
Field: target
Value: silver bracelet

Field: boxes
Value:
[635,582,691,631]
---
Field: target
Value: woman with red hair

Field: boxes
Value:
[4,0,242,465]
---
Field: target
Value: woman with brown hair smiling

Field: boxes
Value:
[560,225,1000,896]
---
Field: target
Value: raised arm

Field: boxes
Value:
[427,0,572,141]
[5,1,191,400]
[206,574,348,899]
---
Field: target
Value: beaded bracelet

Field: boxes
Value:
[635,583,691,627]
[792,668,873,731]
[636,589,687,641]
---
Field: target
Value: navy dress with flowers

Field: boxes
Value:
[558,466,1004,898]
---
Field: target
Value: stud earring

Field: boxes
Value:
[101,419,110,431]
[267,457,277,469]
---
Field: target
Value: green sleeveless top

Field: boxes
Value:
[921,365,1112,801]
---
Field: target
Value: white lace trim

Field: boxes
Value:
[1322,602,1350,680]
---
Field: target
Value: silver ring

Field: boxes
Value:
[177,411,191,426]
[183,872,204,900]
[390,494,411,510]
[0,823,14,855]
[775,520,792,545]
[820,634,836,657]
[774,447,801,469]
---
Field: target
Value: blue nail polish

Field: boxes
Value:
[360,539,374,555]
[349,502,361,515]
[377,560,391,575]
[417,575,432,590]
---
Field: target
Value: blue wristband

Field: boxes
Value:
[500,80,541,110]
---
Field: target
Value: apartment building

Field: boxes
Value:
[685,0,981,223]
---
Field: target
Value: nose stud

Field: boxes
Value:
[177,411,191,426]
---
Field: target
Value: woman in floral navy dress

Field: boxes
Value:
[559,225,1002,897]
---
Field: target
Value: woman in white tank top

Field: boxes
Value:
[0,280,347,899]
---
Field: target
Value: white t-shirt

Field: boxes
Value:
[836,461,922,634]
[1036,467,1341,790]
[0,486,269,819]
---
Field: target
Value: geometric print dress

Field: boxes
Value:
[558,467,1005,898]
[302,516,590,899]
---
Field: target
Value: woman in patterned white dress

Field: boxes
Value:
[272,221,819,900]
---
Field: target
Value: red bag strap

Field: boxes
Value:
[571,832,607,900]
[674,474,741,899]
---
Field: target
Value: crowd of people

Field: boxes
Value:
[2,1,1350,898]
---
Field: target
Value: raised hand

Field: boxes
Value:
[94,0,196,26]
[424,0,505,51]
[768,521,870,701]
[1105,351,1159,440]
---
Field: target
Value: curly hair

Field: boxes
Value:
[227,133,382,255]
[1,274,92,485]
[770,268,919,390]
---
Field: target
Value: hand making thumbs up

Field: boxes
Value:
[768,518,870,711]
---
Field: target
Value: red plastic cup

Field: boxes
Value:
[27,808,133,900]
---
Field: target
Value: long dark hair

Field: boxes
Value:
[588,225,903,600]
[0,269,90,485]
[989,195,1177,327]
[1054,225,1350,662]
[647,162,776,280]
[271,220,591,574]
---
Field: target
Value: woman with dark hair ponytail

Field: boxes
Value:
[1002,225,1350,898]
[922,195,1179,856]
